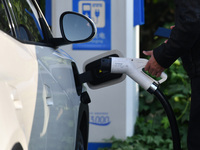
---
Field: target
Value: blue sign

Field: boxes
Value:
[45,0,52,26]
[134,0,145,26]
[73,0,111,50]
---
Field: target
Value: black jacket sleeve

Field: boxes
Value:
[153,0,200,68]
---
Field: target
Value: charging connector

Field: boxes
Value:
[100,58,111,72]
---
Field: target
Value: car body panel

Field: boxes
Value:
[0,30,38,149]
[28,45,80,150]
[0,0,96,149]
[0,29,80,149]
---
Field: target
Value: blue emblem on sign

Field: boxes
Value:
[73,0,111,50]
[89,112,111,126]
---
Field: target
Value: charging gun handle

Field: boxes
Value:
[109,57,168,92]
[133,58,167,84]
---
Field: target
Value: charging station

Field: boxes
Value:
[47,0,144,149]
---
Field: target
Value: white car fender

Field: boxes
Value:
[0,81,28,150]
[0,31,39,148]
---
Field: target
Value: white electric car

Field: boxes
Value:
[0,0,96,149]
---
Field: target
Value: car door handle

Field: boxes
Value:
[9,85,23,110]
[40,84,51,137]
[44,84,53,106]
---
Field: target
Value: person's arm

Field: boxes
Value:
[145,1,200,75]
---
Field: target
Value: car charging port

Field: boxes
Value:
[84,54,123,86]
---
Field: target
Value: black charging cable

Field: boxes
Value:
[153,89,181,150]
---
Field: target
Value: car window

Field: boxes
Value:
[8,0,44,42]
[0,1,12,34]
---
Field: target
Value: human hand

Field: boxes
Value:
[143,50,165,77]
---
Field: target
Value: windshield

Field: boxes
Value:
[7,0,46,42]
[0,1,11,34]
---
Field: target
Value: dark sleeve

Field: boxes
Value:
[153,0,200,68]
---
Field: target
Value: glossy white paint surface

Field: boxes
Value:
[0,31,80,150]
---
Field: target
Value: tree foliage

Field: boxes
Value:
[140,0,174,53]
[37,0,45,13]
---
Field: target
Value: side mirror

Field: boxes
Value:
[82,50,126,89]
[60,11,96,44]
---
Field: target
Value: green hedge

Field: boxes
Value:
[99,59,191,150]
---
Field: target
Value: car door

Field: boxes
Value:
[0,0,39,149]
[31,46,80,150]
[2,0,81,149]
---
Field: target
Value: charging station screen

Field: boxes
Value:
[73,0,111,50]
